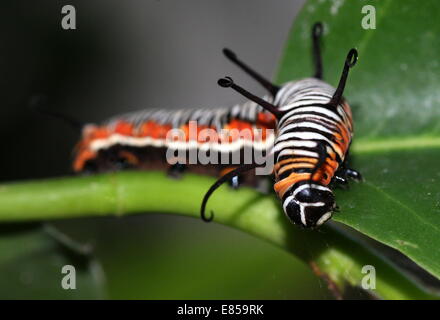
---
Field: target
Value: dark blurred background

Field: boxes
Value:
[0,0,336,299]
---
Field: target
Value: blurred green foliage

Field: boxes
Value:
[0,217,331,299]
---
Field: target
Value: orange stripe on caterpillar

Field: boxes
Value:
[274,173,311,198]
[114,121,135,136]
[273,157,318,172]
[220,167,238,177]
[73,149,97,172]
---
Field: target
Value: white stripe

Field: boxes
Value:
[277,149,318,161]
[278,97,332,111]
[90,132,276,153]
[282,195,294,213]
[280,114,339,129]
[280,106,343,124]
[278,121,334,136]
[274,79,335,106]
[275,131,342,159]
[276,131,331,145]
[272,139,318,152]
[316,212,332,226]
[300,205,307,226]
[292,184,331,197]
[282,195,307,226]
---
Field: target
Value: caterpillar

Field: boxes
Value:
[72,22,361,229]
[201,23,362,228]
[73,99,276,185]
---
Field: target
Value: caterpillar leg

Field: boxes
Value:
[114,150,139,170]
[220,167,241,189]
[332,173,349,187]
[344,168,363,181]
[332,166,362,188]
[230,175,240,189]
[168,163,187,179]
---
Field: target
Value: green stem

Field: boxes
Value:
[0,171,436,299]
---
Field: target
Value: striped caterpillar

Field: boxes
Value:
[73,22,361,228]
[73,99,276,185]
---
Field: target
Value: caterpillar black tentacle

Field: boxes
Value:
[223,48,280,96]
[29,95,84,130]
[330,48,358,106]
[312,22,324,79]
[218,76,282,118]
[200,162,263,222]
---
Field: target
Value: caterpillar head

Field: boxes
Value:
[283,184,336,228]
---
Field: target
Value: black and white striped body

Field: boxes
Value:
[271,78,354,228]
[103,99,270,132]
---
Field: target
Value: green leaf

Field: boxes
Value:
[277,0,440,281]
